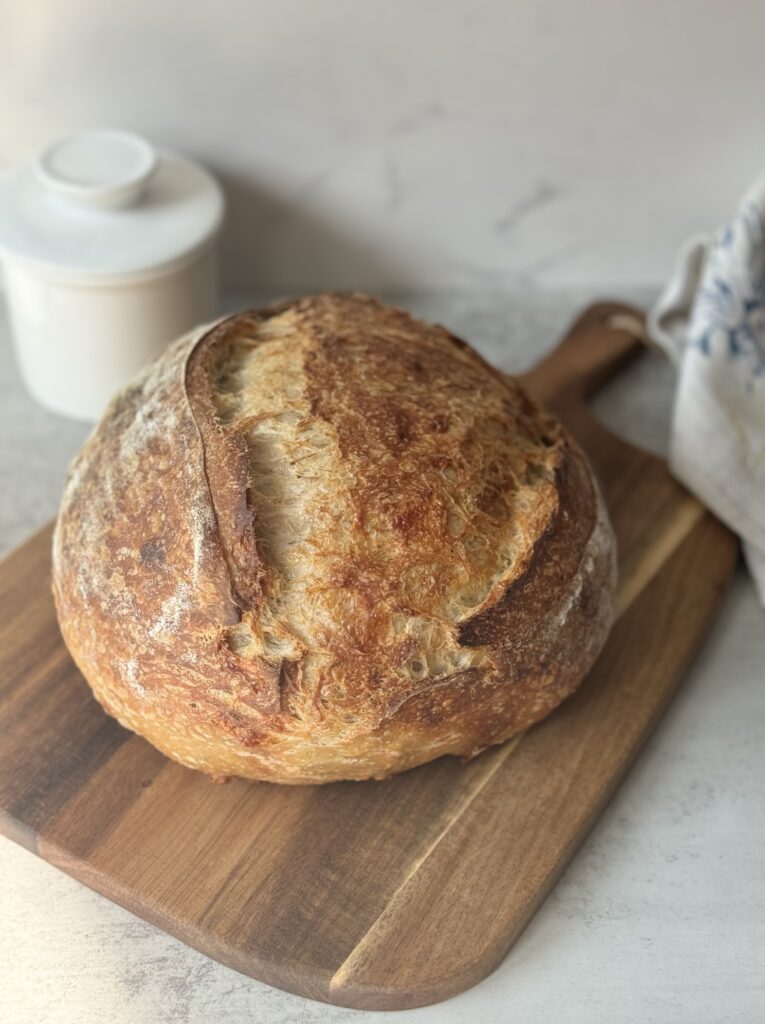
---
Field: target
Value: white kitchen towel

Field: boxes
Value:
[648,176,765,604]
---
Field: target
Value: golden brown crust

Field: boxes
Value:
[52,293,616,783]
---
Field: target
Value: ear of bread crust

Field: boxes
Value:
[185,314,270,614]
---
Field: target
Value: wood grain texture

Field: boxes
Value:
[0,303,738,1010]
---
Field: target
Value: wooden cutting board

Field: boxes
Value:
[0,303,738,1011]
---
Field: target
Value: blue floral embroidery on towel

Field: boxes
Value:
[692,202,765,378]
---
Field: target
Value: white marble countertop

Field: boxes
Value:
[1,290,763,1024]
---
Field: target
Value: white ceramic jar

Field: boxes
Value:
[0,129,224,420]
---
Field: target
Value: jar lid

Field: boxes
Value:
[0,129,225,282]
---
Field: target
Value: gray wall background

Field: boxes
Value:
[1,0,763,292]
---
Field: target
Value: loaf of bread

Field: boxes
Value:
[52,293,615,784]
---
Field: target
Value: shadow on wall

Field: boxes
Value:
[213,168,421,296]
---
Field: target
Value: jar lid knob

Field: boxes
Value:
[35,130,158,210]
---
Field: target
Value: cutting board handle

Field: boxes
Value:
[520,301,647,409]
